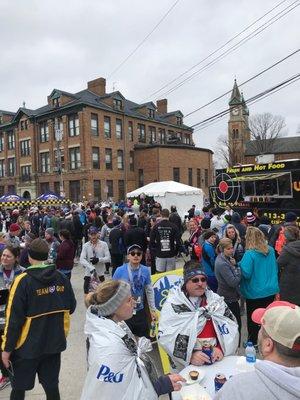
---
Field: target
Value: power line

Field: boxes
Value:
[193,75,300,133]
[184,48,300,118]
[145,0,291,99]
[195,74,300,132]
[194,73,300,130]
[107,0,181,79]
[192,72,300,131]
[160,0,300,98]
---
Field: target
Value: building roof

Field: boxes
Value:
[245,136,300,156]
[0,110,15,116]
[0,87,192,131]
[134,143,214,154]
[229,79,242,106]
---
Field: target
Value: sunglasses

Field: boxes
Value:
[191,277,207,283]
[129,251,142,257]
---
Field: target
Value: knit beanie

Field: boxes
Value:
[45,228,55,236]
[183,268,207,284]
[285,212,297,223]
[28,239,49,261]
[91,281,131,317]
[9,223,21,233]
[246,212,256,223]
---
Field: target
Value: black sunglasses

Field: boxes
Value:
[191,277,207,283]
[129,251,142,257]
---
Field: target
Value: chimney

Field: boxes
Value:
[87,77,106,96]
[156,99,168,114]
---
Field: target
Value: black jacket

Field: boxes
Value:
[73,215,83,240]
[277,240,300,306]
[150,219,181,258]
[2,264,76,358]
[109,226,124,255]
[169,212,182,235]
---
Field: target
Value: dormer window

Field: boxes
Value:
[52,97,60,108]
[177,116,183,125]
[113,99,122,110]
[148,109,155,119]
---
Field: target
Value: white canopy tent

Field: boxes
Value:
[127,181,204,219]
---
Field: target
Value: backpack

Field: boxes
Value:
[275,227,286,255]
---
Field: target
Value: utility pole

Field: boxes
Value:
[54,118,65,197]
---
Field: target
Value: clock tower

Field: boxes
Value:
[228,79,251,165]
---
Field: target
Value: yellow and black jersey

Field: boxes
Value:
[1,264,76,358]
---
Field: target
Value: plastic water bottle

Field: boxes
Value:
[245,341,256,363]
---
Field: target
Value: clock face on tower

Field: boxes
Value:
[232,107,239,116]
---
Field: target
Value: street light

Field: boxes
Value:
[54,118,65,197]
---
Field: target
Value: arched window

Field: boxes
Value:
[232,129,239,139]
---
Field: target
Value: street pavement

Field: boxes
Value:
[1,256,247,399]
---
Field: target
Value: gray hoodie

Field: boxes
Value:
[214,360,300,400]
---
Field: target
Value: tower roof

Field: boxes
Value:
[241,92,249,115]
[229,79,242,106]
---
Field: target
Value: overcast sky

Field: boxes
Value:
[0,0,299,155]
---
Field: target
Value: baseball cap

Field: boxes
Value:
[127,244,142,254]
[252,301,300,350]
[88,226,99,235]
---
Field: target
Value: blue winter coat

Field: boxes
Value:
[202,241,217,277]
[239,246,279,299]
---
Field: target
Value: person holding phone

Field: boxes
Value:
[0,246,24,390]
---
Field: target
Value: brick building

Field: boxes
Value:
[244,136,300,163]
[0,77,213,202]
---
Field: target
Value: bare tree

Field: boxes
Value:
[214,135,235,168]
[297,124,300,134]
[249,113,286,154]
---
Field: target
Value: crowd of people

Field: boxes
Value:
[0,199,299,399]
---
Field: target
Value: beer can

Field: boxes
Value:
[202,345,213,365]
[214,373,227,392]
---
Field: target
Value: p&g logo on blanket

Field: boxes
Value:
[96,364,124,383]
[217,323,229,335]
